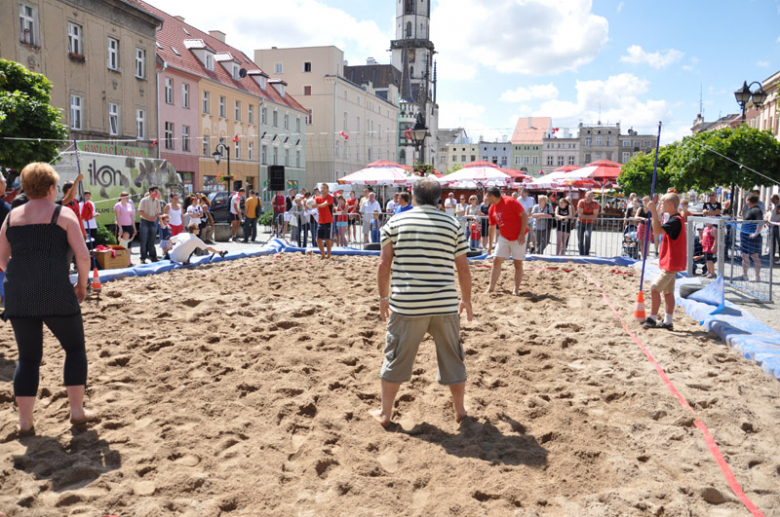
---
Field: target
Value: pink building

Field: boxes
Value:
[157,65,200,194]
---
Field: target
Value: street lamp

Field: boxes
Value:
[734,80,767,124]
[212,138,232,192]
[409,112,429,170]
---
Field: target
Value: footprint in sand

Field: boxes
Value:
[377,451,399,473]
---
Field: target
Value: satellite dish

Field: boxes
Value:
[239,68,247,78]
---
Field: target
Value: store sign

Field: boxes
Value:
[77,142,149,157]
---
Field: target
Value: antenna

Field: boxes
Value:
[699,84,703,115]
[598,102,602,125]
[239,68,247,78]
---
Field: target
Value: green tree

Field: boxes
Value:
[0,59,68,178]
[446,163,463,175]
[617,143,677,196]
[669,125,780,192]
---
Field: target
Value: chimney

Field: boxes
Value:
[527,117,532,128]
[344,59,349,67]
[366,57,377,65]
[174,15,185,22]
[209,30,226,43]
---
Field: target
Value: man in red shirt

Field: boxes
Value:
[485,187,529,295]
[272,191,286,236]
[315,183,335,259]
[346,190,359,241]
[61,173,86,237]
[643,192,686,330]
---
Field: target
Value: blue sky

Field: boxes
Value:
[152,0,780,144]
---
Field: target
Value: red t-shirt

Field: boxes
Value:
[347,197,358,214]
[701,227,715,254]
[272,194,285,213]
[316,195,334,224]
[488,196,527,241]
[66,199,86,236]
[577,200,600,223]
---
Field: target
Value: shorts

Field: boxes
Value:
[362,217,375,233]
[380,312,466,385]
[170,224,184,237]
[336,221,348,228]
[651,270,677,295]
[317,222,332,240]
[230,213,241,222]
[160,239,170,250]
[494,235,527,261]
[348,214,357,225]
[704,253,715,262]
[741,234,762,255]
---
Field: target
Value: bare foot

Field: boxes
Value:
[485,287,494,294]
[70,408,100,426]
[454,407,467,423]
[370,409,392,428]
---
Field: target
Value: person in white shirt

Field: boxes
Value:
[229,189,244,242]
[518,188,536,252]
[360,191,382,244]
[386,192,400,215]
[168,223,227,264]
[443,191,457,216]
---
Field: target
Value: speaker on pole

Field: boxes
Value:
[268,165,285,191]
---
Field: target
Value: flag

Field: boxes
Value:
[151,138,157,148]
[233,134,239,143]
[404,129,411,140]
[339,130,349,140]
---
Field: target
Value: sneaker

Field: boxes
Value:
[151,258,160,263]
[641,318,657,329]
[140,259,147,264]
[656,321,674,330]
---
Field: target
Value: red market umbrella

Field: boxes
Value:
[554,165,580,173]
[580,159,621,182]
[337,160,412,185]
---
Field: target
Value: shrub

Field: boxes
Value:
[95,222,117,246]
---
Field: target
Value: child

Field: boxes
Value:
[118,230,135,267]
[370,213,381,243]
[643,193,686,330]
[470,221,481,250]
[160,214,172,257]
[680,199,693,222]
[336,195,349,246]
[701,223,717,278]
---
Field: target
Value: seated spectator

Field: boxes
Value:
[168,223,226,265]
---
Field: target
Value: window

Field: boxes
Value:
[334,141,340,158]
[234,140,240,160]
[235,100,241,121]
[135,48,146,78]
[306,109,313,125]
[405,21,412,38]
[261,144,267,165]
[594,152,602,160]
[107,37,119,70]
[546,156,553,166]
[108,103,119,135]
[622,152,630,163]
[205,54,214,71]
[248,142,253,161]
[164,78,173,104]
[136,109,146,139]
[261,107,267,125]
[203,135,209,156]
[202,91,210,114]
[232,64,239,80]
[461,155,466,162]
[283,114,289,130]
[303,62,312,72]
[585,137,591,147]
[272,147,278,165]
[182,84,189,108]
[19,4,38,45]
[296,117,301,133]
[523,157,529,164]
[596,137,602,146]
[67,22,82,55]
[568,156,576,165]
[295,150,300,168]
[219,96,226,118]
[471,155,476,162]
[645,141,652,148]
[274,62,283,74]
[343,112,348,131]
[248,105,254,124]
[606,138,612,147]
[182,125,190,152]
[164,122,174,149]
[284,148,289,166]
[356,116,360,132]
[532,157,538,165]
[272,110,278,127]
[585,153,591,163]
[557,156,564,166]
[70,95,82,130]
[303,85,312,96]
[623,140,630,147]
[368,148,372,162]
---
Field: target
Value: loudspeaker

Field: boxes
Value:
[268,165,285,191]
[233,180,242,191]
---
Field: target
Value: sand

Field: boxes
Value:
[1,254,780,516]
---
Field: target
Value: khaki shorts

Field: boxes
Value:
[494,235,527,261]
[651,270,677,295]
[380,312,466,386]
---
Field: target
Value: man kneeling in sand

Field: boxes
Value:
[168,223,227,265]
[372,177,473,427]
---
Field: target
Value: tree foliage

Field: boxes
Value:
[0,59,68,177]
[446,163,463,175]
[617,143,677,196]
[618,125,780,194]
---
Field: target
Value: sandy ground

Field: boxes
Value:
[1,255,780,516]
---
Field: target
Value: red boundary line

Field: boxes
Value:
[585,273,764,517]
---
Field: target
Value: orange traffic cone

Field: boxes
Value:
[634,291,646,322]
[92,268,102,291]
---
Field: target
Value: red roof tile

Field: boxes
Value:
[511,117,552,145]
[129,0,307,115]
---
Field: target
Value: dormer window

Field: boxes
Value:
[232,64,239,80]
[205,54,214,71]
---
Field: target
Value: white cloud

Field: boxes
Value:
[757,61,770,67]
[431,0,609,80]
[777,35,780,43]
[529,74,670,138]
[151,0,392,66]
[620,45,684,69]
[438,101,507,141]
[617,2,624,13]
[681,56,698,72]
[500,83,560,103]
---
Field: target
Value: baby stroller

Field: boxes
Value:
[622,225,640,260]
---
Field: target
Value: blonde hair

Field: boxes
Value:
[469,195,478,203]
[21,162,59,199]
[538,195,548,204]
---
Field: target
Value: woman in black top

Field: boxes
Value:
[555,197,574,255]
[0,163,97,436]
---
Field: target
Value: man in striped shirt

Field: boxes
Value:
[372,177,473,428]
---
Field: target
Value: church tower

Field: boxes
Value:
[391,0,438,168]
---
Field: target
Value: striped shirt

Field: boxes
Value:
[381,205,468,317]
